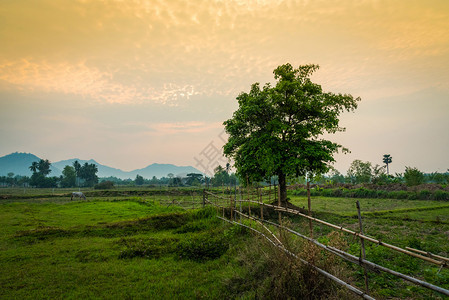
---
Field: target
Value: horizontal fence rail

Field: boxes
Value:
[235,199,449,269]
[203,190,449,298]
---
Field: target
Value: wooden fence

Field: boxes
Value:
[202,188,449,299]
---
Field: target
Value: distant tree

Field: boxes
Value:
[38,159,51,176]
[225,162,231,174]
[171,177,183,187]
[347,160,372,184]
[428,172,448,185]
[150,176,159,185]
[79,163,98,187]
[211,165,229,187]
[223,63,359,206]
[327,166,345,184]
[186,173,203,186]
[404,167,425,186]
[29,159,53,187]
[73,160,81,186]
[135,174,144,186]
[29,161,38,174]
[383,154,392,175]
[61,166,76,188]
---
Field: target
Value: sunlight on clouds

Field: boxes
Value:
[144,121,223,136]
[0,59,201,105]
[0,0,448,106]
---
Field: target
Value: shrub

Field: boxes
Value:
[177,233,228,261]
[432,190,449,201]
[404,167,425,186]
[94,180,115,190]
[389,190,409,199]
[418,190,431,200]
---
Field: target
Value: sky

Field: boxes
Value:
[1,0,448,176]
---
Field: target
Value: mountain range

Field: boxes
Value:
[0,152,203,179]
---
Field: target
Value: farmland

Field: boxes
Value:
[1,187,448,299]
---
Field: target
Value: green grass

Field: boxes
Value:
[2,188,449,299]
[0,195,247,299]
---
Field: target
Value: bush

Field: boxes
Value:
[404,167,425,186]
[432,190,449,201]
[94,180,115,190]
[418,189,431,200]
[177,233,228,261]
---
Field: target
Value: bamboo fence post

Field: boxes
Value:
[269,184,272,207]
[357,200,369,293]
[307,180,313,238]
[230,192,233,221]
[277,184,282,226]
[202,189,206,208]
[239,187,242,223]
[247,176,251,217]
[259,187,263,221]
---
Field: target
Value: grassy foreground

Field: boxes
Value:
[1,189,449,299]
[0,196,249,299]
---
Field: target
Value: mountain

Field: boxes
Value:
[0,152,62,177]
[129,163,203,179]
[0,152,203,179]
[52,158,130,179]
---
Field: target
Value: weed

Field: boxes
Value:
[176,232,229,261]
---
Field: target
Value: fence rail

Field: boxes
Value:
[203,189,449,298]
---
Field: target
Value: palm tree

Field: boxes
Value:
[383,154,392,175]
[73,160,81,188]
[38,159,51,176]
[29,161,38,174]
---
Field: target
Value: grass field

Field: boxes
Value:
[1,187,448,299]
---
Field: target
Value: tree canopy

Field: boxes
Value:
[223,63,359,204]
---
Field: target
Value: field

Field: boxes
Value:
[1,187,448,299]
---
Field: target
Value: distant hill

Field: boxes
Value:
[52,158,130,179]
[0,152,203,179]
[0,152,62,177]
[129,163,203,179]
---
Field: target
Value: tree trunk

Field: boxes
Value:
[278,171,288,207]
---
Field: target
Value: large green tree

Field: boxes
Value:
[223,64,359,205]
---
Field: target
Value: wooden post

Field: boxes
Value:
[239,187,242,223]
[307,180,313,238]
[259,187,264,221]
[277,184,281,225]
[202,189,205,208]
[269,183,271,203]
[356,200,369,294]
[230,193,233,221]
[247,176,251,216]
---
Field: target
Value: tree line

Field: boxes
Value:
[0,159,99,188]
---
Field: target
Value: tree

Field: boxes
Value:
[211,165,229,187]
[383,154,392,175]
[38,159,51,176]
[404,167,425,186]
[223,63,359,205]
[135,174,145,186]
[347,160,373,184]
[186,173,203,186]
[61,165,76,188]
[79,163,98,187]
[29,161,38,174]
[73,160,81,187]
[29,159,54,187]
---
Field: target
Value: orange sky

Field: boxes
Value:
[1,0,448,175]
